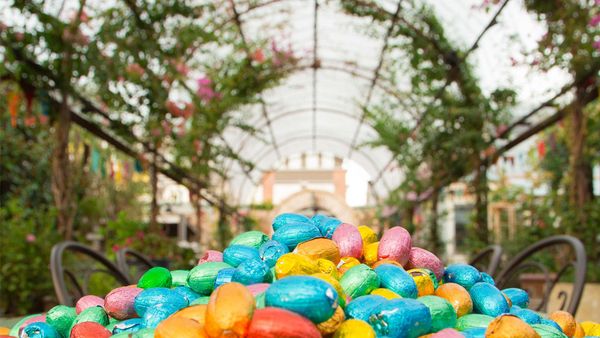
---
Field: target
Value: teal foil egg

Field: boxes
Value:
[417,295,457,332]
[374,263,418,298]
[22,322,60,338]
[502,287,529,308]
[461,327,487,338]
[213,267,236,289]
[540,318,563,332]
[142,305,180,329]
[345,295,387,321]
[443,264,481,290]
[229,230,269,249]
[455,313,494,331]
[479,272,495,285]
[510,306,542,325]
[232,259,272,285]
[272,213,311,232]
[259,240,289,267]
[172,286,201,303]
[314,217,343,238]
[272,222,322,250]
[223,245,261,267]
[531,323,568,338]
[187,261,232,295]
[112,318,143,334]
[469,282,509,317]
[265,275,338,323]
[133,288,187,317]
[369,298,432,338]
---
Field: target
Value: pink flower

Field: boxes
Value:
[589,14,600,27]
[251,49,265,63]
[112,244,120,252]
[136,231,145,239]
[26,234,36,242]
[196,76,220,102]
[594,40,600,51]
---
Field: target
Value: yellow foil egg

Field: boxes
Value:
[358,226,378,246]
[363,242,379,266]
[275,253,320,279]
[549,310,576,337]
[408,268,435,297]
[296,238,341,264]
[172,305,208,326]
[312,272,347,308]
[316,258,340,280]
[333,319,376,338]
[317,306,345,335]
[205,282,255,338]
[155,316,208,338]
[337,257,361,275]
[485,315,540,338]
[581,321,600,336]
[370,288,401,299]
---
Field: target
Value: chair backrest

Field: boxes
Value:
[494,235,587,315]
[469,244,503,277]
[50,241,132,306]
[116,248,156,282]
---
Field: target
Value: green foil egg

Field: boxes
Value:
[133,328,155,337]
[230,230,270,249]
[46,305,77,337]
[170,270,190,287]
[531,324,569,338]
[340,264,380,299]
[70,306,109,334]
[417,295,457,333]
[137,267,172,289]
[190,296,210,305]
[455,313,494,331]
[187,262,232,295]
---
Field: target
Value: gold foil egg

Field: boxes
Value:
[370,288,401,299]
[333,319,376,338]
[316,258,340,280]
[317,306,345,335]
[358,226,378,246]
[275,253,320,279]
[296,238,341,264]
[408,268,435,296]
[363,242,379,266]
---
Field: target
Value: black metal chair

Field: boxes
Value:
[469,244,503,277]
[116,248,156,282]
[494,235,587,315]
[50,241,131,306]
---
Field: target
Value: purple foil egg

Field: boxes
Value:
[104,286,143,320]
[198,250,223,264]
[332,223,363,259]
[378,226,412,266]
[406,247,445,280]
[76,295,105,314]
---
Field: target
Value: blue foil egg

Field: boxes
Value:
[112,318,143,334]
[540,318,564,333]
[502,288,529,308]
[172,286,201,303]
[133,288,188,317]
[510,306,542,325]
[265,275,338,323]
[232,259,272,285]
[259,240,289,267]
[315,217,343,238]
[462,327,487,338]
[344,295,387,321]
[272,222,322,250]
[142,305,180,329]
[22,322,60,338]
[368,298,432,338]
[469,282,510,317]
[272,213,311,232]
[480,272,495,285]
[213,267,236,289]
[374,263,418,298]
[223,245,261,267]
[443,264,481,290]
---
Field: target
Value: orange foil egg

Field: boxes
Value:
[205,282,255,338]
[317,306,345,335]
[246,307,321,338]
[275,253,320,279]
[549,310,576,337]
[172,305,207,326]
[363,242,379,266]
[435,283,473,317]
[485,315,540,338]
[574,322,585,338]
[371,259,403,269]
[155,317,208,338]
[295,238,341,264]
[337,257,361,275]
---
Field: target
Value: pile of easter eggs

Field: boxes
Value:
[3,213,600,338]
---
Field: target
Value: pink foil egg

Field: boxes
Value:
[198,250,223,264]
[247,283,271,296]
[332,223,363,259]
[377,226,412,266]
[19,314,46,333]
[104,286,143,320]
[406,247,445,280]
[76,295,105,314]
[430,328,464,338]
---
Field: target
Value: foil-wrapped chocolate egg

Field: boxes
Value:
[9,313,44,337]
[469,282,509,317]
[170,270,190,287]
[75,296,104,315]
[112,318,144,334]
[435,283,472,317]
[573,322,585,337]
[190,296,210,305]
[417,295,457,332]
[357,225,378,246]
[312,273,347,308]
[485,314,540,338]
[295,238,341,264]
[406,247,445,280]
[70,322,111,338]
[133,288,187,317]
[272,213,311,232]
[455,314,494,331]
[223,245,261,268]
[274,253,320,279]
[443,264,481,290]
[104,286,143,320]
[229,230,269,249]
[531,323,568,338]
[172,304,207,326]
[363,242,379,266]
[187,262,232,295]
[427,328,465,338]
[312,216,343,238]
[337,257,361,275]
[265,276,338,323]
[246,307,321,338]
[259,240,289,267]
[205,282,255,337]
[316,258,340,279]
[46,305,76,337]
[371,258,403,269]
[197,250,223,264]
[333,318,376,338]
[332,223,363,259]
[369,298,431,338]
[503,288,529,308]
[317,306,345,335]
[272,222,322,250]
[374,263,418,298]
[172,286,201,304]
[480,272,495,285]
[246,283,271,297]
[370,287,401,299]
[377,226,412,265]
[155,316,207,338]
[548,311,576,337]
[461,327,487,338]
[581,321,600,336]
[540,318,563,332]
[137,267,172,289]
[232,259,272,285]
[408,268,435,296]
[71,305,109,327]
[509,306,542,325]
[340,264,380,298]
[21,322,59,338]
[344,295,386,321]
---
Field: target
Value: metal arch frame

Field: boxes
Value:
[234,134,393,204]
[116,247,156,281]
[468,244,503,277]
